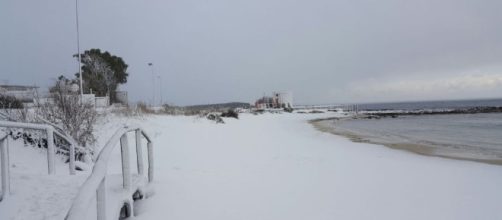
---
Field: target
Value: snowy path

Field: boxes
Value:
[130,113,502,220]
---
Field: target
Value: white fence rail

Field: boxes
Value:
[0,120,79,202]
[0,134,9,202]
[0,120,78,175]
[65,125,154,220]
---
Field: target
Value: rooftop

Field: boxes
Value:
[0,85,39,91]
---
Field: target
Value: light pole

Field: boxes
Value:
[158,75,163,106]
[148,63,155,106]
[75,0,83,99]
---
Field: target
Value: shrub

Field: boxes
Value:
[37,76,97,152]
[283,107,293,113]
[221,109,239,119]
[0,94,23,109]
[206,113,225,124]
[137,102,154,114]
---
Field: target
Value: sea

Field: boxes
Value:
[328,98,502,163]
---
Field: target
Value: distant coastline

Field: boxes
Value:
[356,97,502,111]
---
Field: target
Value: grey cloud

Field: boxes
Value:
[1,0,502,105]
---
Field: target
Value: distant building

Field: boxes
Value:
[273,92,293,108]
[0,84,116,108]
[255,92,293,109]
[255,96,274,109]
[0,84,38,103]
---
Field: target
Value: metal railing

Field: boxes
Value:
[65,125,154,220]
[0,134,9,202]
[0,120,79,175]
[0,120,79,202]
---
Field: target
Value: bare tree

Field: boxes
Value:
[37,76,97,153]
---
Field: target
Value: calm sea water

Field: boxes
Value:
[324,99,502,160]
[331,113,502,160]
[358,98,502,111]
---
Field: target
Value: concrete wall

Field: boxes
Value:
[95,96,109,107]
[34,94,109,108]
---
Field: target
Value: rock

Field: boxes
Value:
[206,113,225,124]
[221,109,239,119]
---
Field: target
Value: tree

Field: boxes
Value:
[76,49,128,103]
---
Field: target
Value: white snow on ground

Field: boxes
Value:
[0,116,133,220]
[129,113,502,220]
[2,112,502,220]
[0,139,88,220]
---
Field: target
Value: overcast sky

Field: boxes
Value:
[1,0,502,105]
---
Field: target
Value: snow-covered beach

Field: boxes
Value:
[122,113,502,220]
[2,112,502,220]
[3,0,502,219]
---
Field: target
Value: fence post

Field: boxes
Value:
[46,127,55,175]
[135,130,144,175]
[120,133,131,191]
[96,177,107,220]
[147,141,153,182]
[69,142,75,175]
[1,137,10,201]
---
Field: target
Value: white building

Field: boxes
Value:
[255,91,294,109]
[0,85,38,103]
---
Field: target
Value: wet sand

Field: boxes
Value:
[310,117,502,166]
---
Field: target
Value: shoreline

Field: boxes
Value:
[309,116,502,166]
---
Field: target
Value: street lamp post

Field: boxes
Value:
[158,75,163,106]
[148,63,155,106]
[75,0,83,99]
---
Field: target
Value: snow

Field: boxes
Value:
[2,112,502,219]
[0,139,88,220]
[65,124,153,220]
[130,113,502,220]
